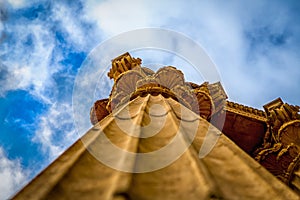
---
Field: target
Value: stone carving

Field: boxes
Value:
[255,98,300,190]
[90,52,228,124]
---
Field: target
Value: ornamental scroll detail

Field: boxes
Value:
[255,98,300,187]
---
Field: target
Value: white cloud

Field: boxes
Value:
[85,0,151,36]
[84,0,183,36]
[6,0,26,9]
[0,147,28,200]
[51,2,95,52]
[0,22,59,103]
[0,0,98,100]
[33,102,78,160]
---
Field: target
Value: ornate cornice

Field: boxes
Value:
[225,101,267,122]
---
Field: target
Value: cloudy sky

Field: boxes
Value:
[0,0,300,199]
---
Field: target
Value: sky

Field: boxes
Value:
[0,0,300,199]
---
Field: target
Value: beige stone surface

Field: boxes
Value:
[13,95,299,200]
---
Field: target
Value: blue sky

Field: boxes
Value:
[0,0,300,199]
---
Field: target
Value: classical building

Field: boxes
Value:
[13,53,300,199]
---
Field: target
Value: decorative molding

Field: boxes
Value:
[225,101,267,122]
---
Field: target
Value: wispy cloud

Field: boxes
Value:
[0,4,58,100]
[0,146,28,200]
[33,102,77,160]
[0,0,97,98]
